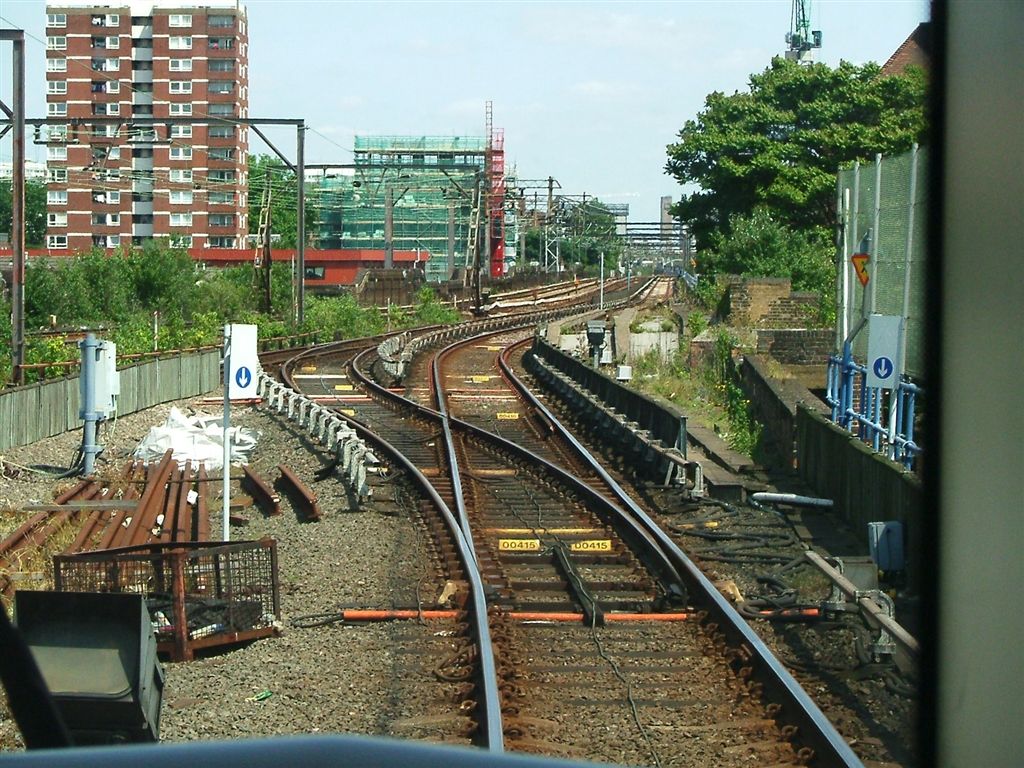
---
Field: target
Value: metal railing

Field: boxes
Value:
[826,353,921,469]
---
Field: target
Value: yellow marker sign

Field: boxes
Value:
[570,540,613,553]
[340,409,356,416]
[498,538,541,552]
[334,384,354,391]
[300,366,317,373]
[496,412,519,420]
[471,375,493,383]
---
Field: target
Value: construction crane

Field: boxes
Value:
[785,0,822,64]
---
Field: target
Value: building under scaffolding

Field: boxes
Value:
[312,136,495,283]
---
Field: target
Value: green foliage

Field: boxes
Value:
[408,286,460,326]
[686,311,708,339]
[302,294,385,342]
[702,209,836,324]
[0,179,47,247]
[666,58,927,251]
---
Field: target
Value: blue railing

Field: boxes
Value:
[826,346,922,469]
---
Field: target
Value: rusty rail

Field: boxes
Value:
[276,464,323,522]
[242,465,281,517]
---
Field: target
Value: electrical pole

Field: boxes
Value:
[384,186,395,269]
[2,31,26,385]
[447,199,456,278]
[296,122,306,325]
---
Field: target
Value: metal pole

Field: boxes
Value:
[447,200,456,277]
[296,123,306,325]
[850,162,860,336]
[900,144,919,374]
[599,252,605,310]
[79,333,99,476]
[384,186,394,269]
[222,325,232,542]
[8,33,26,386]
[871,153,882,314]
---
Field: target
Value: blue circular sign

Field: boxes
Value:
[235,366,252,388]
[872,356,894,379]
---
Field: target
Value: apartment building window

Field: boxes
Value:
[208,170,235,182]
[209,213,234,228]
[169,36,192,50]
[208,147,234,161]
[47,13,67,27]
[132,190,154,202]
[208,15,234,28]
[92,58,119,72]
[208,37,234,50]
[169,81,192,94]
[169,190,194,205]
[47,168,68,183]
[169,169,192,183]
[93,235,121,248]
[207,104,234,117]
[169,58,192,72]
[169,147,193,160]
[93,103,120,116]
[47,36,67,50]
[131,16,152,26]
[169,235,192,248]
[91,36,119,49]
[92,190,121,204]
[208,125,234,139]
[91,123,118,138]
[208,59,235,73]
[100,169,121,181]
[47,235,68,249]
[47,190,68,205]
[92,213,120,226]
[47,145,67,161]
[132,104,153,116]
[46,58,67,72]
[132,60,153,71]
[169,103,192,116]
[92,14,119,27]
[169,14,192,27]
[47,103,67,116]
[208,237,235,248]
[170,125,192,138]
[134,213,154,225]
[131,147,154,158]
[48,212,68,227]
[169,213,193,227]
[208,80,234,94]
[47,80,67,95]
[209,190,233,204]
[129,82,148,93]
[132,38,153,48]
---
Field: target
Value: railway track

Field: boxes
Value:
[277,286,861,766]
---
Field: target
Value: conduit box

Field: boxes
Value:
[868,521,905,572]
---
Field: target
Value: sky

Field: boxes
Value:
[0,0,929,222]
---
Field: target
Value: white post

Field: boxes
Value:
[599,252,605,310]
[871,153,882,314]
[222,325,232,542]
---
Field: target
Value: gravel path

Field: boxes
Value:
[0,389,468,750]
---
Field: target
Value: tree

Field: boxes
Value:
[665,58,927,252]
[0,179,48,247]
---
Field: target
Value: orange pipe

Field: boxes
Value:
[337,610,689,623]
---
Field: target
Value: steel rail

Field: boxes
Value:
[498,337,865,768]
[279,339,505,753]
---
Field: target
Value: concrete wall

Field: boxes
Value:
[796,404,923,587]
[738,354,827,469]
[0,350,221,451]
